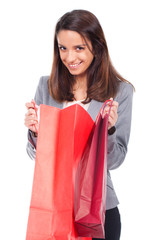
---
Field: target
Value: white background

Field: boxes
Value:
[0,0,160,239]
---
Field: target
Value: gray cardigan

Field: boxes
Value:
[27,76,133,210]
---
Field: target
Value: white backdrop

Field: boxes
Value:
[0,0,160,239]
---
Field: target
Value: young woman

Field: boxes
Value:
[25,9,133,240]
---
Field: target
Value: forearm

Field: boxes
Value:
[107,82,133,170]
[107,131,127,170]
[26,130,37,160]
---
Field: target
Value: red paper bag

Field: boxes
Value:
[26,104,94,240]
[74,101,111,238]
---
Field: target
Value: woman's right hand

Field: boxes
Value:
[24,101,38,133]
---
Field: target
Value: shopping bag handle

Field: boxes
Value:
[31,99,38,134]
[95,99,113,124]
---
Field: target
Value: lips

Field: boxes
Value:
[68,62,82,69]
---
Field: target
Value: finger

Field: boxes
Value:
[103,105,117,117]
[25,102,35,110]
[24,112,38,123]
[31,99,39,110]
[29,121,39,133]
[110,106,118,116]
[24,121,38,134]
[102,105,109,118]
[25,115,38,124]
[104,100,118,111]
[103,107,118,124]
[24,118,38,127]
[28,108,36,115]
[107,100,119,108]
[110,112,118,123]
[108,115,117,129]
[102,100,118,119]
[25,109,37,117]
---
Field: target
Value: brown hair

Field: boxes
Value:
[49,9,133,103]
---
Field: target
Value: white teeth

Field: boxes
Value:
[69,62,81,67]
[70,64,78,67]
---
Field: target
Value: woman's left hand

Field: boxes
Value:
[102,98,119,129]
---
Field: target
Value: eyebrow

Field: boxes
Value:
[58,44,87,47]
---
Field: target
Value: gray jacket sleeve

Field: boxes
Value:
[107,82,133,170]
[26,130,37,160]
[26,77,45,160]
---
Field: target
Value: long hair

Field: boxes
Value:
[49,9,133,102]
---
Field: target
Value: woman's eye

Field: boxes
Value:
[59,46,66,51]
[76,46,84,51]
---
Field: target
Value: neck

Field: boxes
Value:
[72,76,87,101]
[73,75,87,90]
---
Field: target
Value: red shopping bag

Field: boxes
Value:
[74,100,112,238]
[26,104,93,240]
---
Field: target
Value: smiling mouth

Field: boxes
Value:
[68,62,82,69]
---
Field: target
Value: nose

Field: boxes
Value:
[66,50,76,63]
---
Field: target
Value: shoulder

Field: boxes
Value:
[114,81,134,115]
[34,75,50,105]
[115,81,134,102]
[37,75,50,90]
[36,75,50,98]
[35,76,63,108]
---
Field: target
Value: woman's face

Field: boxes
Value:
[57,30,94,78]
